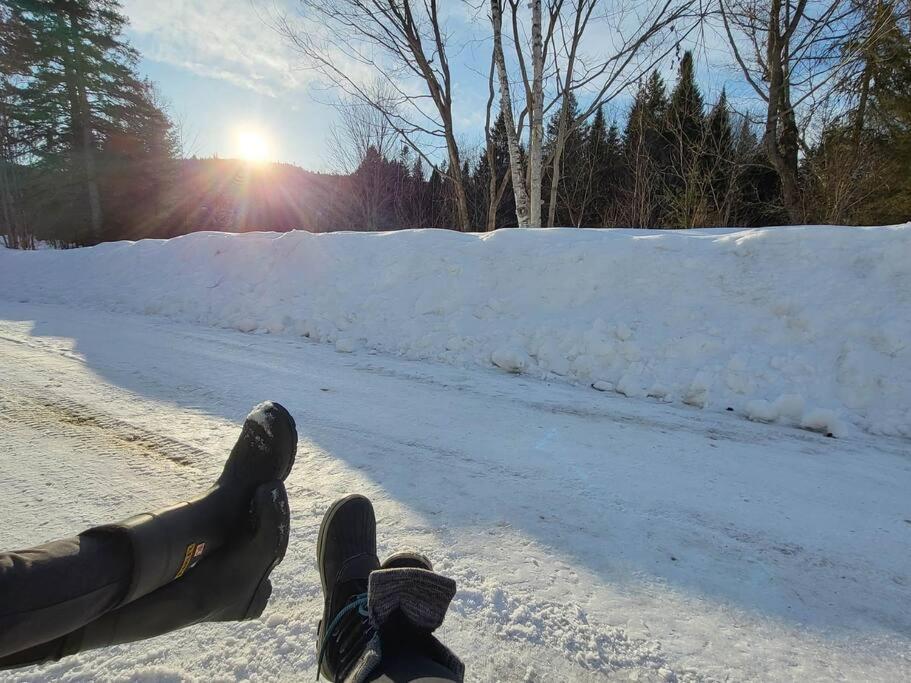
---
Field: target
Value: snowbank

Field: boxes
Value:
[2,225,910,437]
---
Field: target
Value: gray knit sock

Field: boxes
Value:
[343,568,464,683]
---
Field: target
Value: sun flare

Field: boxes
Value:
[236,127,271,163]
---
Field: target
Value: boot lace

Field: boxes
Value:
[316,592,371,680]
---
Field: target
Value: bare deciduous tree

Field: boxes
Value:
[327,88,400,174]
[276,0,473,230]
[491,0,705,228]
[720,0,864,222]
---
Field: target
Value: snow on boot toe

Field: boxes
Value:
[218,401,298,491]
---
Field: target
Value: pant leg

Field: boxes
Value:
[0,530,132,659]
[365,634,462,683]
[366,648,461,682]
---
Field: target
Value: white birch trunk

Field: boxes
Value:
[527,0,544,227]
[490,0,530,227]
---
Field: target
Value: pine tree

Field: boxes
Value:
[667,52,704,150]
[665,51,707,226]
[543,92,589,226]
[426,166,445,227]
[14,0,177,243]
[704,89,734,224]
[474,110,515,229]
[585,106,624,226]
[622,71,668,227]
[851,1,911,223]
[0,5,36,247]
[98,80,179,239]
[585,105,609,226]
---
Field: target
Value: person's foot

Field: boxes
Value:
[316,494,380,681]
[217,401,297,497]
[189,479,291,621]
[94,401,297,604]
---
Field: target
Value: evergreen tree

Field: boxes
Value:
[704,89,734,224]
[13,0,177,243]
[0,5,35,247]
[666,52,704,150]
[585,106,623,226]
[474,110,515,229]
[98,80,179,239]
[543,92,589,226]
[584,105,609,226]
[622,71,668,227]
[665,51,707,226]
[426,166,446,227]
[849,1,911,223]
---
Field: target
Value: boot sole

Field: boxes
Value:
[382,551,433,571]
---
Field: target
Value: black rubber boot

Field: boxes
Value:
[92,401,297,605]
[0,481,291,670]
[316,494,380,681]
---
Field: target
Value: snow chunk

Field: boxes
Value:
[800,408,844,437]
[682,373,711,408]
[617,372,646,398]
[491,346,530,373]
[615,322,633,341]
[335,337,358,353]
[745,399,778,423]
[772,393,805,422]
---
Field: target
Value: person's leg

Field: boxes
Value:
[0,401,296,660]
[0,480,289,670]
[316,495,463,682]
[366,647,460,682]
[0,530,132,659]
[364,554,460,683]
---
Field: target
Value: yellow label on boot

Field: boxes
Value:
[175,543,197,578]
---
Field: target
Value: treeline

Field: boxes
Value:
[2,1,911,249]
[342,56,784,232]
[1,0,179,248]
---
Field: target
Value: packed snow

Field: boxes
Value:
[3,225,910,438]
[2,222,911,680]
[0,302,909,682]
[0,225,911,436]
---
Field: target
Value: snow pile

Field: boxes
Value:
[2,225,910,436]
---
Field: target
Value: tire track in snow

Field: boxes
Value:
[0,390,208,471]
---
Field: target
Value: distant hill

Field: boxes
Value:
[167,158,354,236]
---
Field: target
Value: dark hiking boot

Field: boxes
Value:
[316,494,380,681]
[91,401,297,605]
[382,551,433,571]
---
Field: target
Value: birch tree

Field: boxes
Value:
[490,0,532,225]
[491,0,705,228]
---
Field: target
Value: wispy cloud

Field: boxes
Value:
[122,0,310,97]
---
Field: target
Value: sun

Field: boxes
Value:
[236,127,271,164]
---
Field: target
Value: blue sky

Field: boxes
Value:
[122,0,336,168]
[120,0,746,172]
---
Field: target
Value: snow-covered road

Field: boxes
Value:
[1,301,909,682]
